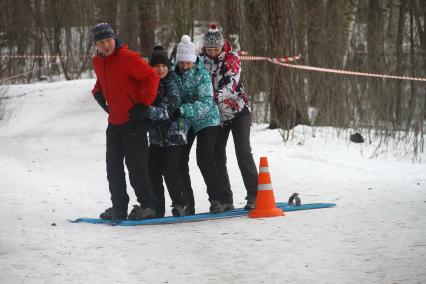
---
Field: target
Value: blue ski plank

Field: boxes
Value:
[70,202,336,226]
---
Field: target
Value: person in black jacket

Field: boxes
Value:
[146,46,190,217]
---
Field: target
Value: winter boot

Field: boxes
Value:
[209,200,225,214]
[184,205,195,216]
[127,205,139,220]
[128,205,156,220]
[222,203,235,211]
[100,207,128,220]
[155,211,165,218]
[244,196,256,210]
[171,205,185,217]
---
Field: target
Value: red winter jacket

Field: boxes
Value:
[92,44,160,125]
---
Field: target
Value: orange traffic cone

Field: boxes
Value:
[249,157,285,218]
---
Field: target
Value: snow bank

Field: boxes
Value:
[0,79,425,283]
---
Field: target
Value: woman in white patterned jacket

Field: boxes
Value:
[199,24,258,210]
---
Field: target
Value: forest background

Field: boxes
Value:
[0,0,425,157]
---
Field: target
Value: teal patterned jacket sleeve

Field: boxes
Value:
[180,69,214,120]
[147,79,181,122]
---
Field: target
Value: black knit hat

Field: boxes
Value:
[149,46,170,67]
[203,24,224,48]
[93,23,115,43]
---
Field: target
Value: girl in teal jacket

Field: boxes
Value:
[172,35,231,215]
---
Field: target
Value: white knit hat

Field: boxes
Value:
[176,35,196,63]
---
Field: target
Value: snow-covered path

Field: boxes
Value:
[0,80,425,283]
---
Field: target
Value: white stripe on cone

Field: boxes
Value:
[259,167,269,173]
[258,183,272,190]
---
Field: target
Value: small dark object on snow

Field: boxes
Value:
[288,193,301,206]
[350,132,364,143]
[51,223,56,226]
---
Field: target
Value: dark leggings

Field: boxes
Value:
[179,126,229,208]
[149,144,185,217]
[215,112,258,200]
[106,121,157,210]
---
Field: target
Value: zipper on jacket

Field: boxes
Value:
[127,92,136,105]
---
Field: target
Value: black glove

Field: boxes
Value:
[128,104,149,121]
[172,108,181,119]
[94,91,109,113]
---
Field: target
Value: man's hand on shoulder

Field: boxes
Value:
[128,104,149,121]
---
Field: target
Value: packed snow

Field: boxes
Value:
[0,79,425,283]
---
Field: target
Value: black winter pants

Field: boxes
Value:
[149,144,185,217]
[106,121,157,210]
[180,126,229,208]
[215,112,258,200]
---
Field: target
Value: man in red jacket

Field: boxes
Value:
[91,23,160,220]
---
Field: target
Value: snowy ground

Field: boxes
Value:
[0,79,425,284]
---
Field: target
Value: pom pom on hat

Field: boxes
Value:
[203,23,224,48]
[209,24,218,31]
[181,35,191,44]
[176,35,196,63]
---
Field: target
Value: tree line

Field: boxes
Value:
[0,0,425,156]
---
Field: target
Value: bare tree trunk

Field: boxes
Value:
[99,0,118,28]
[367,0,385,126]
[32,0,43,81]
[171,0,200,41]
[239,0,268,124]
[306,0,325,111]
[411,0,426,120]
[223,0,243,50]
[138,0,156,57]
[267,0,302,130]
[394,0,407,128]
[323,0,347,126]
